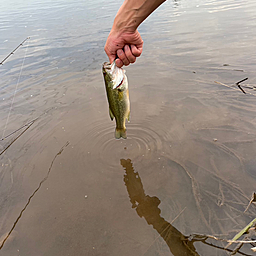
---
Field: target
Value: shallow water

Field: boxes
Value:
[1,0,256,255]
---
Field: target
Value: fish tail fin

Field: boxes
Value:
[115,128,127,139]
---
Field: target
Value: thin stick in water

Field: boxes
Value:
[1,38,30,139]
[0,117,38,141]
[236,78,248,94]
[0,37,30,65]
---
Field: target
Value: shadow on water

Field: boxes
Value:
[120,159,254,256]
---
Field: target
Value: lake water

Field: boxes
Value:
[1,0,256,255]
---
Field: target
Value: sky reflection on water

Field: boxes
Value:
[1,0,256,255]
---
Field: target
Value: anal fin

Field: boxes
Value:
[109,108,114,121]
[127,111,130,122]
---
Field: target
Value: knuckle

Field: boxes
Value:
[134,51,141,57]
[127,53,136,63]
[118,53,129,65]
[116,62,123,68]
[130,57,136,63]
[117,50,125,60]
[123,60,129,65]
[123,58,129,65]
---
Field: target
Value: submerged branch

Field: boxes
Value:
[0,117,39,142]
[244,193,256,213]
[198,239,251,256]
[236,78,248,94]
[0,120,35,156]
[214,78,256,96]
[188,233,256,245]
[0,141,69,250]
[226,218,256,248]
[187,233,254,255]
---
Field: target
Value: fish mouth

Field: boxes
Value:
[103,62,112,69]
[102,62,112,75]
[103,61,125,89]
[103,61,115,70]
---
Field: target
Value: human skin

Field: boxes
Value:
[104,0,166,68]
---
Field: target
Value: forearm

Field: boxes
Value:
[113,0,166,32]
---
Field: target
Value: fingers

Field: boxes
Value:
[131,44,143,57]
[117,49,129,66]
[104,45,116,65]
[116,45,141,68]
[115,58,123,68]
[124,45,136,63]
[108,54,116,64]
[104,28,143,68]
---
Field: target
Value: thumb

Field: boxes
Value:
[108,54,116,64]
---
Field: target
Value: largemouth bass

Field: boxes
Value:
[102,61,130,139]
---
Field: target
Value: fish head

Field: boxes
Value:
[102,61,126,90]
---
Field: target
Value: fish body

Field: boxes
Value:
[102,61,130,139]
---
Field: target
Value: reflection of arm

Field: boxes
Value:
[121,159,200,256]
[113,0,166,33]
[136,195,200,256]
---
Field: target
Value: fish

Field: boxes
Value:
[102,61,130,139]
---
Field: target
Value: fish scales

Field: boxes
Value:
[102,61,130,139]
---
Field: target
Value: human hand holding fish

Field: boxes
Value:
[104,30,143,68]
[103,0,166,138]
[104,0,166,68]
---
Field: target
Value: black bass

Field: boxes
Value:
[102,61,130,139]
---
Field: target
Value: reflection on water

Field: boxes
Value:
[121,159,255,255]
[121,159,199,256]
[1,0,256,255]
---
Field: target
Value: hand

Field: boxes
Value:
[104,29,143,68]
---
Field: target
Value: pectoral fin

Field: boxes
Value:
[109,108,114,121]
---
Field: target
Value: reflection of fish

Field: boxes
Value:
[102,61,130,139]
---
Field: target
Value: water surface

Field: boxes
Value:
[1,0,256,255]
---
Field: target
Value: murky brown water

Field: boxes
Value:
[1,0,256,255]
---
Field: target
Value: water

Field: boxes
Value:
[1,0,256,255]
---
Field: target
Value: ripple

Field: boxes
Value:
[202,0,243,12]
[77,118,164,169]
